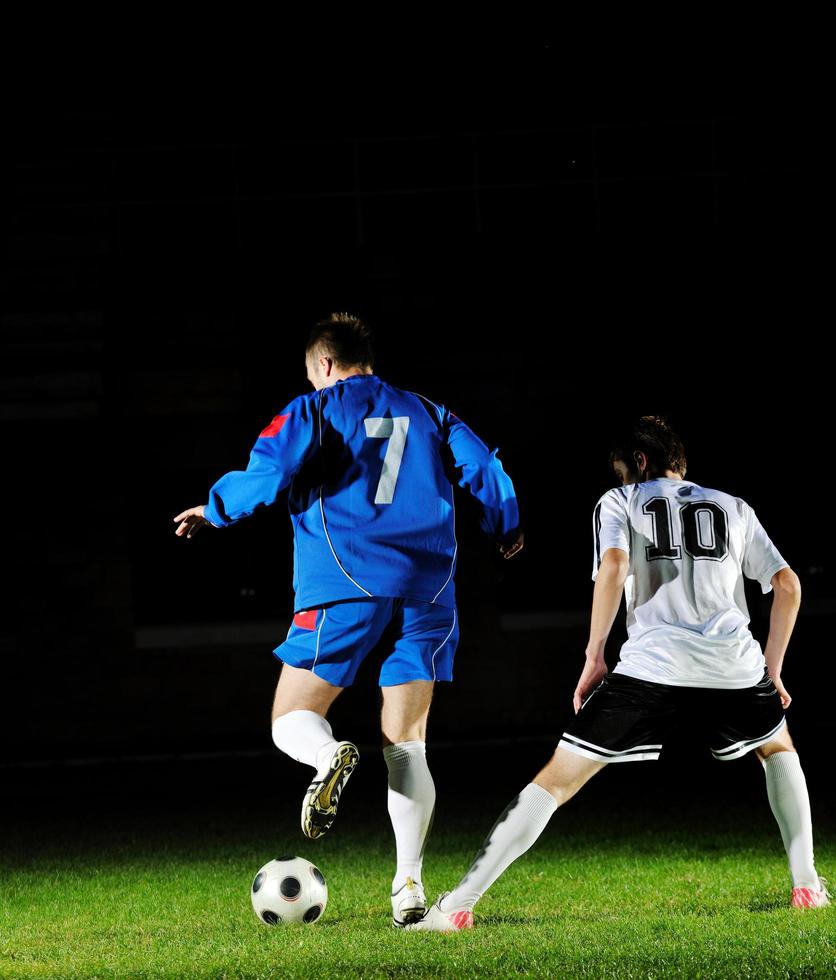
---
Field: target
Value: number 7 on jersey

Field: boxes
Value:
[364,417,410,504]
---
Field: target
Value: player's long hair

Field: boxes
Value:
[609,416,687,479]
[308,312,374,370]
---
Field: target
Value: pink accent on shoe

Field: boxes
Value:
[449,909,474,930]
[792,887,828,909]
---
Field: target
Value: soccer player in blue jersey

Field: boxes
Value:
[173,313,522,925]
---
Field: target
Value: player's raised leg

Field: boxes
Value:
[757,728,829,909]
[410,746,605,931]
[271,663,344,764]
[271,663,358,840]
[272,600,396,839]
[382,679,436,926]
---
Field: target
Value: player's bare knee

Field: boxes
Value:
[272,702,297,722]
[532,772,591,807]
[272,671,342,722]
[381,722,410,745]
[272,702,330,724]
[533,747,604,805]
[757,737,797,761]
[379,681,432,746]
[380,720,426,746]
[532,778,571,807]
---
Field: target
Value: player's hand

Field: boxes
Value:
[500,532,524,560]
[173,504,212,539]
[573,658,608,714]
[771,674,792,709]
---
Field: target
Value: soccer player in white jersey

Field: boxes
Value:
[410,416,828,931]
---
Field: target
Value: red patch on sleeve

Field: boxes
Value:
[293,609,318,630]
[259,413,290,438]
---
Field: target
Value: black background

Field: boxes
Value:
[2,35,830,810]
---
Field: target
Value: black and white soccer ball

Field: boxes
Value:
[250,856,328,925]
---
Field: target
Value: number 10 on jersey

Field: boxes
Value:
[364,417,410,504]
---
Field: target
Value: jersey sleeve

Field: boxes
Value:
[203,392,318,528]
[592,490,630,581]
[443,410,520,547]
[741,502,789,594]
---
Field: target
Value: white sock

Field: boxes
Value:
[763,751,819,889]
[441,782,557,912]
[383,741,436,892]
[271,710,339,777]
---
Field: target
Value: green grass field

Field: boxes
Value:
[2,762,833,980]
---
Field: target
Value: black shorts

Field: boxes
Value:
[558,670,786,763]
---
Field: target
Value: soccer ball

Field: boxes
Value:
[250,856,328,925]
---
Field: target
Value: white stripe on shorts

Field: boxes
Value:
[558,733,662,764]
[710,716,786,761]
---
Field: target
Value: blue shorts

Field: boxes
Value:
[273,597,459,688]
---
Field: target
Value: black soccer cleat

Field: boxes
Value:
[301,741,360,840]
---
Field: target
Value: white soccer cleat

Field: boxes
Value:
[792,877,831,909]
[391,876,427,927]
[301,741,360,840]
[405,892,474,932]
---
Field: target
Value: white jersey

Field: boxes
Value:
[592,477,789,689]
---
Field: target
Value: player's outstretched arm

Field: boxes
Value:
[763,566,802,709]
[574,547,628,713]
[173,504,216,539]
[182,396,318,532]
[444,412,522,555]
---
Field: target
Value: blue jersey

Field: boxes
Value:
[203,374,519,612]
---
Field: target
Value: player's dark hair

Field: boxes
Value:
[307,312,374,370]
[609,416,687,478]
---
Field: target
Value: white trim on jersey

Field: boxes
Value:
[317,388,324,446]
[314,384,373,596]
[710,716,787,762]
[318,492,374,598]
[410,389,459,604]
[431,609,457,681]
[408,389,443,426]
[432,491,457,603]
